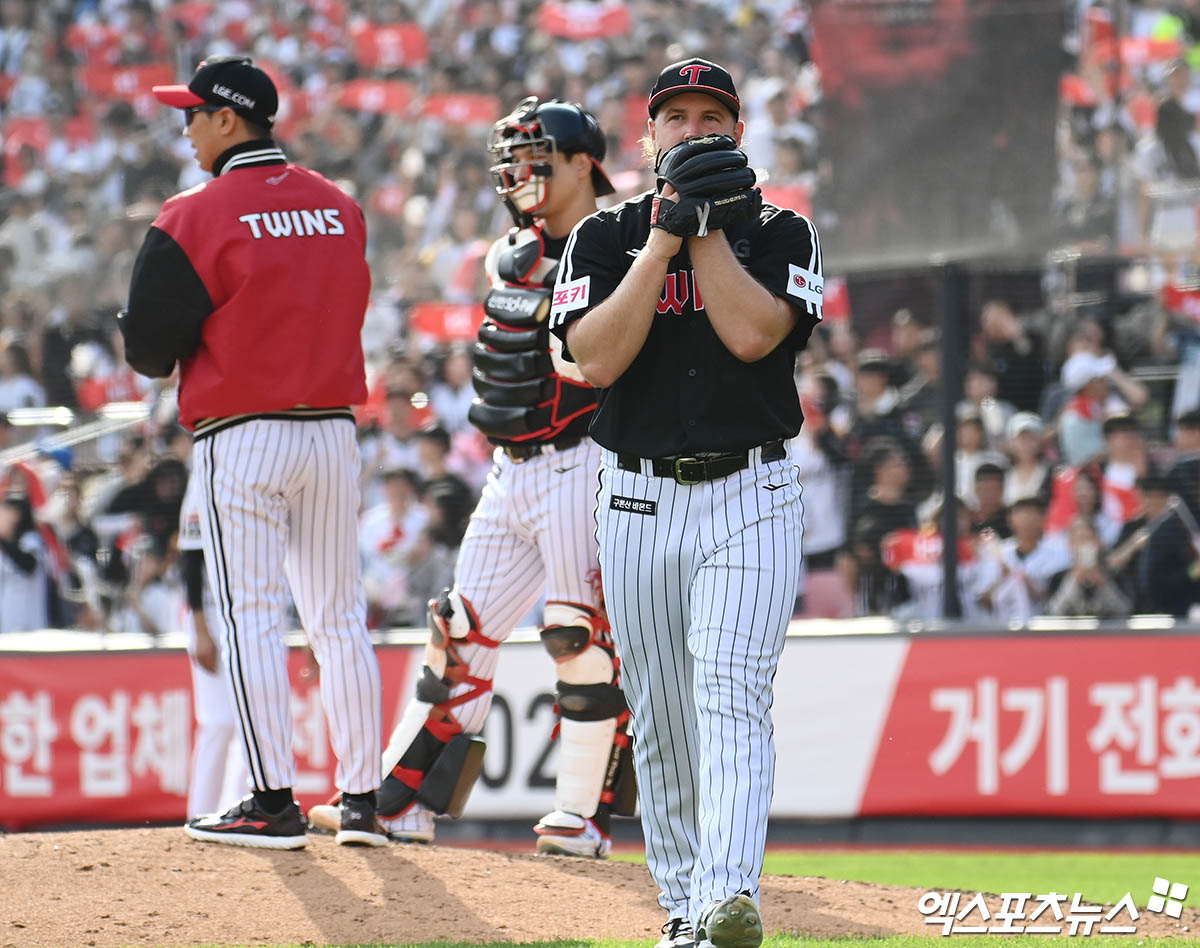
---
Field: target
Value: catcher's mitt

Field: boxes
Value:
[650,134,760,238]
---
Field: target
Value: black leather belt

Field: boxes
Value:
[807,548,840,571]
[501,435,584,463]
[616,439,786,485]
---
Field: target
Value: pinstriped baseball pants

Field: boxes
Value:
[596,446,803,923]
[193,417,382,797]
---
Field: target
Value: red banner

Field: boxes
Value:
[536,1,632,39]
[409,302,485,343]
[336,79,415,116]
[861,636,1200,817]
[79,63,175,101]
[421,93,501,126]
[349,23,429,70]
[64,22,123,64]
[0,646,415,831]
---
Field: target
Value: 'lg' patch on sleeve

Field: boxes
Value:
[786,264,824,307]
[610,495,657,516]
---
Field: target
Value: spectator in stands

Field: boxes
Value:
[955,408,1007,506]
[414,425,472,550]
[0,0,34,77]
[359,467,430,628]
[1053,463,1124,548]
[1046,516,1131,617]
[847,349,927,517]
[1054,153,1116,249]
[1167,408,1200,520]
[889,308,923,389]
[1058,350,1118,466]
[0,493,48,632]
[972,462,1010,538]
[975,496,1071,621]
[978,299,1046,413]
[1110,473,1173,613]
[0,193,59,290]
[41,273,112,411]
[1101,413,1148,527]
[428,344,475,434]
[1140,482,1200,616]
[49,472,102,629]
[1156,59,1200,180]
[850,441,918,615]
[793,372,853,618]
[359,358,426,506]
[898,327,941,436]
[1003,411,1051,505]
[962,361,1015,448]
[117,534,177,638]
[0,342,44,412]
[883,498,989,621]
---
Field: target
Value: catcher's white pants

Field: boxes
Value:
[448,440,603,733]
[193,418,382,796]
[595,446,802,923]
[395,439,609,816]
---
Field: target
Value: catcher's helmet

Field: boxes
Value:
[488,97,615,227]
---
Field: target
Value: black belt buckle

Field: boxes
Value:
[673,457,704,485]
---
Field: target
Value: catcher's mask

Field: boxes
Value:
[488,96,615,228]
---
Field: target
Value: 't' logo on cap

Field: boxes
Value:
[679,63,711,85]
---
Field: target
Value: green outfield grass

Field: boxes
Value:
[757,849,1200,907]
[610,848,1200,907]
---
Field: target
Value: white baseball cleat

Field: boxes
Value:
[533,809,611,858]
[696,894,762,948]
[305,802,340,834]
[655,916,697,948]
[380,803,436,843]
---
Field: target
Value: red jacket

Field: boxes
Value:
[121,141,369,433]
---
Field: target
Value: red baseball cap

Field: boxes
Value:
[648,57,740,120]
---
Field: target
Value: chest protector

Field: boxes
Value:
[468,228,596,444]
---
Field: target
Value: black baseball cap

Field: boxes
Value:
[648,57,740,120]
[153,55,277,128]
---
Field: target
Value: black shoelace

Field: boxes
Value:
[662,917,694,939]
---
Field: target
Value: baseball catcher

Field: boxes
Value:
[309,97,635,857]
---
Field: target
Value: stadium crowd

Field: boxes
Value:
[0,0,1199,632]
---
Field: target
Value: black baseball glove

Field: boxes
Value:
[650,134,761,238]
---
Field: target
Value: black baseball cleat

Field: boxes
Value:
[336,795,388,847]
[185,795,307,850]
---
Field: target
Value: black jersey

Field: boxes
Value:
[548,190,823,457]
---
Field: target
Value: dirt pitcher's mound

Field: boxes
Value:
[1,829,1194,947]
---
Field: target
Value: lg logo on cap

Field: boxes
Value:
[212,83,255,108]
[679,64,711,84]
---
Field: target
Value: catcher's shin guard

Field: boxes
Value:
[540,601,635,819]
[378,588,496,819]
